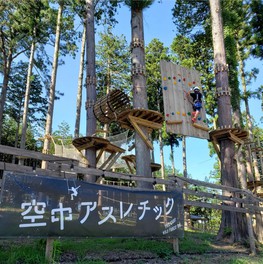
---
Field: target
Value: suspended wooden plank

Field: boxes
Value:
[160,60,209,139]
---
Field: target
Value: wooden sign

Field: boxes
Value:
[160,60,209,139]
[0,172,184,238]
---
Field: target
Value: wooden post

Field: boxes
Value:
[45,237,54,262]
[246,213,256,255]
[172,238,179,254]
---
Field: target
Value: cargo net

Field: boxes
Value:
[51,132,134,170]
[51,137,88,166]
[97,130,135,169]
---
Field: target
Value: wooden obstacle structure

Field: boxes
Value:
[72,136,125,170]
[117,108,163,150]
[0,144,262,257]
[246,137,263,197]
[121,154,161,174]
[73,90,163,172]
[209,127,249,157]
[160,60,209,140]
[93,89,131,124]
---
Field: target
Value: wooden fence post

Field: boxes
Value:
[173,238,179,254]
[45,237,54,262]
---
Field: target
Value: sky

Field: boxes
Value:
[51,0,262,182]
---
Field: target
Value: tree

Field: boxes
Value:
[96,27,130,97]
[124,0,155,189]
[5,62,48,147]
[19,0,51,149]
[72,0,120,138]
[42,1,64,167]
[74,26,86,139]
[84,0,97,181]
[0,1,34,143]
[96,27,131,136]
[209,0,249,244]
[41,0,79,159]
[172,0,261,244]
[145,38,170,184]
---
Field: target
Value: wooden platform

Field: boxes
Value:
[117,109,164,150]
[209,128,249,156]
[247,180,263,198]
[122,154,161,174]
[72,136,125,170]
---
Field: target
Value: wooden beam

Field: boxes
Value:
[0,144,78,164]
[229,131,244,145]
[129,115,162,129]
[166,120,183,125]
[192,123,210,131]
[211,136,220,157]
[128,115,153,149]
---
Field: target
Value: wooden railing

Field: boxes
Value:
[0,144,262,215]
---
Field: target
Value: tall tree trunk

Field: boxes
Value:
[0,54,12,143]
[42,3,63,168]
[209,0,241,243]
[85,0,97,181]
[236,42,258,181]
[237,42,263,244]
[170,145,175,174]
[131,7,152,189]
[182,136,187,178]
[74,26,86,139]
[20,41,36,149]
[158,131,165,191]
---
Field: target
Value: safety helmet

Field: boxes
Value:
[193,86,200,92]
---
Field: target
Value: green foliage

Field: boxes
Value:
[96,27,131,97]
[52,239,62,261]
[145,38,170,113]
[0,239,47,264]
[53,237,175,261]
[124,0,155,10]
[172,0,210,35]
[7,61,48,126]
[224,227,232,236]
[1,232,263,263]
[179,230,215,253]
[250,0,263,58]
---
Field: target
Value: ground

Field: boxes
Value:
[58,240,260,264]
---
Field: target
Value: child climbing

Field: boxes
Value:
[187,86,203,123]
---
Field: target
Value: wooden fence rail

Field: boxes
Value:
[0,144,262,215]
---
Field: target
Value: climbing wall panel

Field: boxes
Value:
[160,60,209,139]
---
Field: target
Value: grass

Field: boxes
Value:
[0,231,262,263]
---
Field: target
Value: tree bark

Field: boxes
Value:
[42,2,63,168]
[236,42,258,181]
[209,0,243,243]
[130,8,152,189]
[0,53,12,143]
[20,41,36,149]
[85,0,97,181]
[158,131,166,191]
[74,26,86,139]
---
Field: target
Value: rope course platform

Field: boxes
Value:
[209,128,249,156]
[72,136,125,170]
[121,154,161,174]
[247,180,263,198]
[117,108,164,150]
